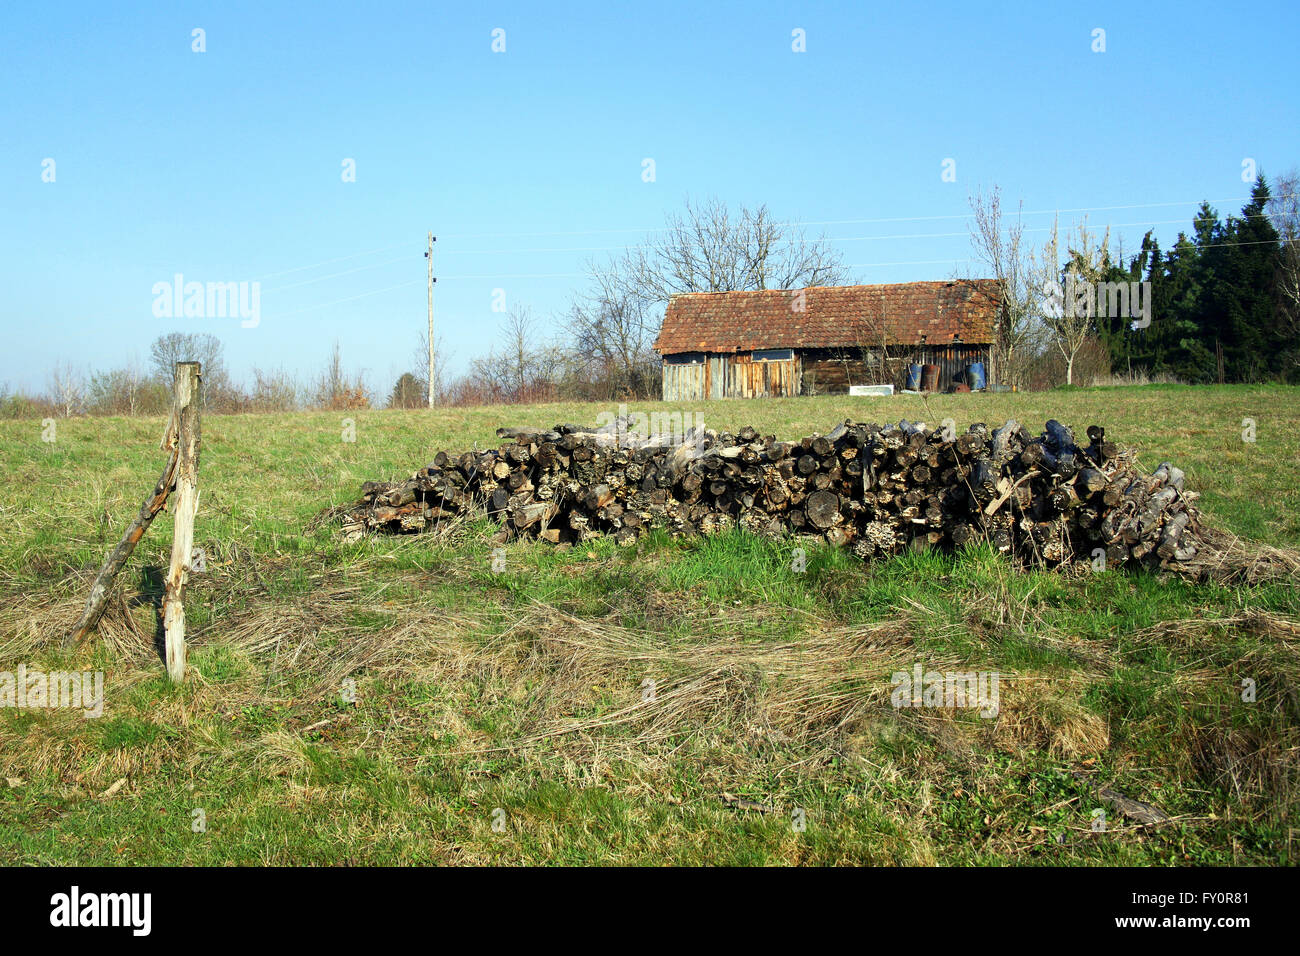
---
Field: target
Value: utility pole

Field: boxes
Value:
[425,231,437,407]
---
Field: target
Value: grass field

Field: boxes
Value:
[2,384,1298,865]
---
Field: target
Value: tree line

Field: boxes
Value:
[5,181,1297,419]
[2,334,373,419]
[1099,175,1298,383]
[970,171,1299,388]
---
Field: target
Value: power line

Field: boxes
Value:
[253,242,410,282]
[429,237,1296,279]
[261,255,414,294]
[272,279,426,317]
[257,214,1276,294]
[273,231,1293,315]
[257,195,1296,316]
[433,217,1245,257]
[246,191,1297,286]
[429,194,1294,241]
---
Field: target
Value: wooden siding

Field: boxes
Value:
[661,359,709,402]
[661,353,801,401]
[660,345,992,399]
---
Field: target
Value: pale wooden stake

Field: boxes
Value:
[162,362,201,682]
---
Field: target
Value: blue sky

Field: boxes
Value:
[2,0,1297,394]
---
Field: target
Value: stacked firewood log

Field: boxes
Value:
[340,417,1202,571]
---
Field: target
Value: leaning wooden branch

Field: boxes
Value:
[64,449,179,648]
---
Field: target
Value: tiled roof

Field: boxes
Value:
[652,280,1002,354]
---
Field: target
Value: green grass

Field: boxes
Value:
[0,384,1298,865]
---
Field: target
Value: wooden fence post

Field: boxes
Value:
[162,362,201,682]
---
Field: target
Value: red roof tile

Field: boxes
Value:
[652,280,1002,354]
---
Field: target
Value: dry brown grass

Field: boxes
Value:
[1,558,1125,797]
[1178,525,1300,585]
[2,511,1297,862]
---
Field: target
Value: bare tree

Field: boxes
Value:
[312,340,370,409]
[88,361,164,416]
[609,196,847,302]
[465,353,511,402]
[322,339,345,404]
[566,271,660,398]
[839,303,888,388]
[965,186,1047,389]
[464,307,559,404]
[501,306,539,398]
[47,360,88,417]
[149,332,229,392]
[572,198,847,392]
[1267,169,1300,367]
[249,367,301,412]
[411,331,452,403]
[850,290,916,387]
[1035,216,1112,386]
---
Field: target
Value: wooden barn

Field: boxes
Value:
[653,280,1002,401]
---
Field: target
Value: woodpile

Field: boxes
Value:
[341,417,1203,571]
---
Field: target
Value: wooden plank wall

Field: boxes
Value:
[661,353,801,400]
[725,353,799,398]
[660,347,989,399]
[662,362,705,402]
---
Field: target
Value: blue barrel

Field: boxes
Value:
[966,362,986,390]
[905,363,923,390]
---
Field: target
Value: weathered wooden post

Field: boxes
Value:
[64,362,203,650]
[162,362,201,682]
